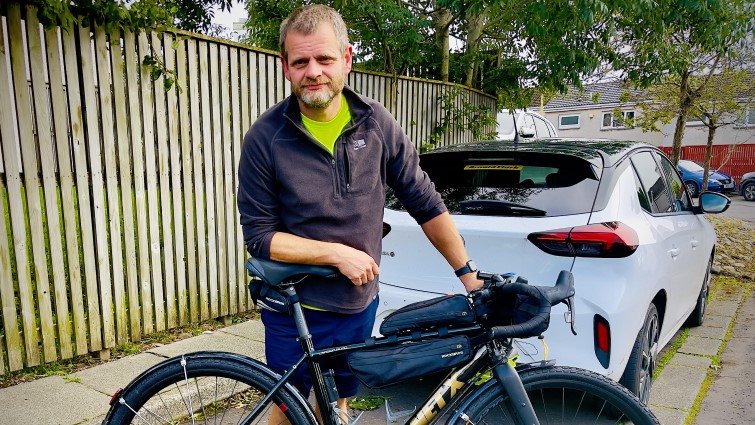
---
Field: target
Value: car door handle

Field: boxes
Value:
[691,239,699,248]
[669,248,680,258]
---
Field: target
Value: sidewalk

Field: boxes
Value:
[0,288,748,425]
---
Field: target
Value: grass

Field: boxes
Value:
[349,395,388,411]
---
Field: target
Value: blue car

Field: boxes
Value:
[677,159,736,197]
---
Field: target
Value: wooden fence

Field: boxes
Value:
[660,144,755,184]
[0,4,496,373]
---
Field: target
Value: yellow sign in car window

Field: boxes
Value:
[464,165,523,171]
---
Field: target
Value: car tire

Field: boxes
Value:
[619,303,659,404]
[743,182,755,201]
[685,180,699,198]
[685,255,712,327]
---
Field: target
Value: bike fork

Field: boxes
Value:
[492,362,540,425]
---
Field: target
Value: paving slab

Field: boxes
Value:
[687,324,728,340]
[670,352,712,369]
[650,406,688,425]
[147,330,266,361]
[218,319,266,342]
[0,376,110,425]
[706,300,740,317]
[679,335,721,357]
[694,293,755,424]
[701,314,733,329]
[649,363,707,410]
[73,352,166,396]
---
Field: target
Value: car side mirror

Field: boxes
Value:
[519,126,536,138]
[698,192,730,214]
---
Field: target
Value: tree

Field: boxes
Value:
[614,0,753,165]
[32,0,236,35]
[692,70,753,191]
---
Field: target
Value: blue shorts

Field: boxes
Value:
[261,296,378,398]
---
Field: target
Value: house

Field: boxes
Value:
[536,81,755,183]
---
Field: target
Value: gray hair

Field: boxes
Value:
[279,4,349,59]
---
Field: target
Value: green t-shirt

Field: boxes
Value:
[301,95,351,155]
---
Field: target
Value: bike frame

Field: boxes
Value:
[240,285,546,425]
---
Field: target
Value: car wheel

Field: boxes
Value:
[685,180,699,197]
[619,303,659,404]
[743,182,755,201]
[685,255,712,327]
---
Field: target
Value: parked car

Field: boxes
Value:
[677,159,736,197]
[496,110,558,140]
[739,171,755,201]
[379,139,730,404]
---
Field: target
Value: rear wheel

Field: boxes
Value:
[620,304,660,404]
[103,353,315,425]
[449,365,659,424]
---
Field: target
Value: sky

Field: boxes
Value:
[212,3,248,32]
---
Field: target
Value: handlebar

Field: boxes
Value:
[471,270,577,339]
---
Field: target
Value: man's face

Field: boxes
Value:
[281,23,352,114]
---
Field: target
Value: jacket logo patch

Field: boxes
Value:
[353,139,367,150]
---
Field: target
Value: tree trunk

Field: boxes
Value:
[463,9,486,87]
[702,125,716,192]
[671,72,693,165]
[432,6,452,82]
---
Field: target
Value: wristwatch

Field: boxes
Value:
[454,260,477,277]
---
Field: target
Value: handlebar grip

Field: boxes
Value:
[487,282,552,339]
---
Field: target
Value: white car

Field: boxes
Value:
[496,110,558,140]
[377,139,730,403]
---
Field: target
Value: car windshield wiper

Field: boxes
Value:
[459,200,547,217]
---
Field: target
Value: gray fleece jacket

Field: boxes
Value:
[237,86,446,314]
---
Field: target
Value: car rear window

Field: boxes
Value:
[386,151,601,217]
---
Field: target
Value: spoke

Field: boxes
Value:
[536,388,549,425]
[593,399,607,425]
[180,356,196,425]
[572,391,587,422]
[120,398,170,425]
[195,375,208,423]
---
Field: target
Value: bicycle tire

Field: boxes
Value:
[448,365,660,425]
[103,352,316,425]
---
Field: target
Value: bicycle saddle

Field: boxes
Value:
[245,257,339,287]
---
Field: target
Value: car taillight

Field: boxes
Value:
[594,315,611,369]
[382,222,391,238]
[527,222,638,258]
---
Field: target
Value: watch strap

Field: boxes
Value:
[454,260,477,277]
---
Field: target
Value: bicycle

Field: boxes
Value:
[102,257,660,425]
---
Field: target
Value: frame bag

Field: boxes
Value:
[348,335,472,388]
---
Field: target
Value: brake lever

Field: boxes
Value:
[562,296,577,335]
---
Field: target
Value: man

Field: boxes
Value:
[237,4,480,422]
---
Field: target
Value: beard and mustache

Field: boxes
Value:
[292,74,345,110]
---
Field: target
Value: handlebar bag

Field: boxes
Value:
[348,335,472,388]
[379,294,475,335]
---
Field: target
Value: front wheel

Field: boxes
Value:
[448,365,659,425]
[685,180,699,197]
[743,182,755,201]
[102,352,316,425]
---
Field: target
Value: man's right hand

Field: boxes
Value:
[269,232,379,286]
[333,244,380,286]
